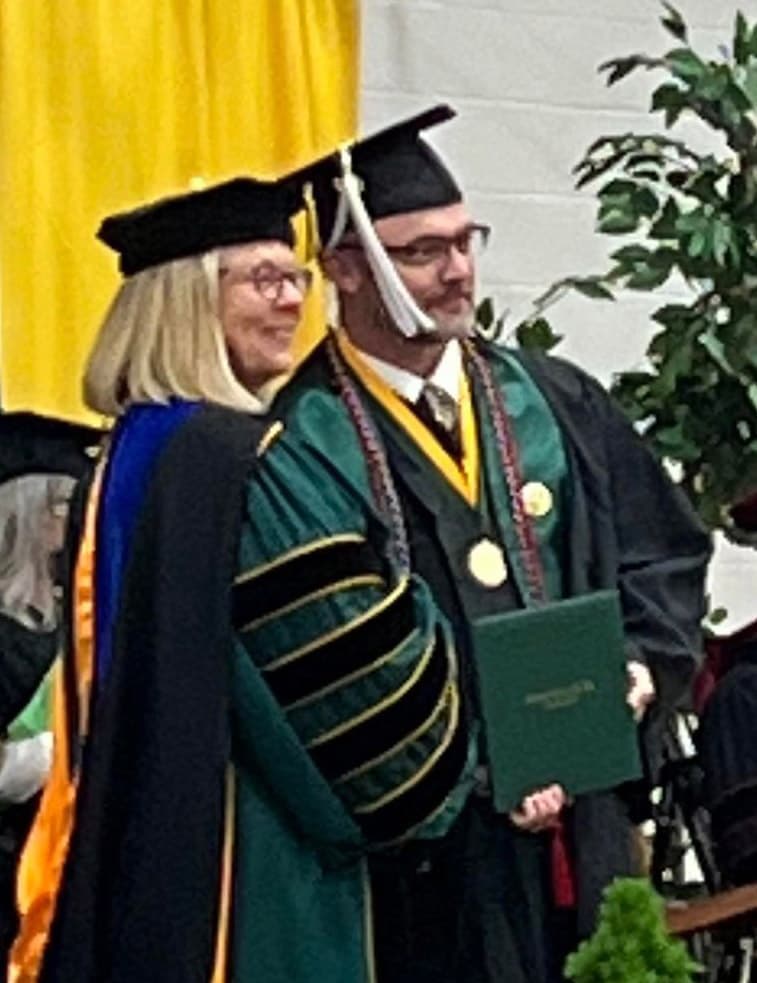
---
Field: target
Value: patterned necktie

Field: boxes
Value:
[418,382,461,458]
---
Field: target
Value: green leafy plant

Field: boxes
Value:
[564,878,699,982]
[494,4,757,528]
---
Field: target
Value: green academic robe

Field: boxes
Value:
[262,334,710,982]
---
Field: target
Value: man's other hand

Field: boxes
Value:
[626,660,656,721]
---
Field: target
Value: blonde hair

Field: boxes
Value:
[0,474,75,630]
[84,252,264,416]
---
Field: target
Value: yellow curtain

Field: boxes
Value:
[0,1,359,424]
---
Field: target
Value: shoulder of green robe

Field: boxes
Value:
[262,345,381,516]
[476,341,652,461]
[477,340,608,412]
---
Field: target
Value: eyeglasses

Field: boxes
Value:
[219,261,314,301]
[341,222,491,270]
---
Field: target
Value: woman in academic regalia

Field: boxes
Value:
[13,172,475,983]
[9,177,317,983]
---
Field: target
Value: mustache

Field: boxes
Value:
[426,288,474,305]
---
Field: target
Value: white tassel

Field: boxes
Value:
[326,147,435,338]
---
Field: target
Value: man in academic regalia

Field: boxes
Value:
[269,105,712,981]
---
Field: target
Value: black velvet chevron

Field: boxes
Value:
[232,538,386,630]
[309,624,449,780]
[264,583,416,707]
[356,712,468,843]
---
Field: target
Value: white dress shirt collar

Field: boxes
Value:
[357,339,462,405]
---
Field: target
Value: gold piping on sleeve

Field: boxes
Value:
[234,532,366,586]
[335,680,454,785]
[256,420,285,457]
[352,684,460,815]
[263,577,410,672]
[362,859,377,983]
[378,746,471,850]
[307,630,437,748]
[369,635,472,848]
[238,574,384,634]
[283,628,421,711]
[210,767,235,983]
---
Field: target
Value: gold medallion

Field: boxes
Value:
[467,538,508,588]
[521,481,553,518]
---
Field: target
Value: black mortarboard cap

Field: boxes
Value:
[0,413,103,486]
[295,105,462,242]
[97,177,301,276]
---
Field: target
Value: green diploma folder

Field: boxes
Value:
[472,589,642,812]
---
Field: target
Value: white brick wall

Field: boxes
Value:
[361,0,757,630]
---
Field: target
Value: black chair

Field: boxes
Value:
[654,621,757,982]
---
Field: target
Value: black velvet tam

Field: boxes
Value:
[97,177,300,276]
[0,412,102,485]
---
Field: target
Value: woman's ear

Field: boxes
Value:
[320,248,366,296]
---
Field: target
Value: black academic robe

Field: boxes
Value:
[38,405,266,983]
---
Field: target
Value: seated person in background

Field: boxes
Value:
[0,473,73,726]
[697,618,757,886]
[0,414,98,969]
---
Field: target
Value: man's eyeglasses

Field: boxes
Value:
[340,223,491,270]
[219,261,314,302]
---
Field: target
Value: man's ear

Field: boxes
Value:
[320,248,366,295]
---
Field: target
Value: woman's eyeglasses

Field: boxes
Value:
[220,261,314,301]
